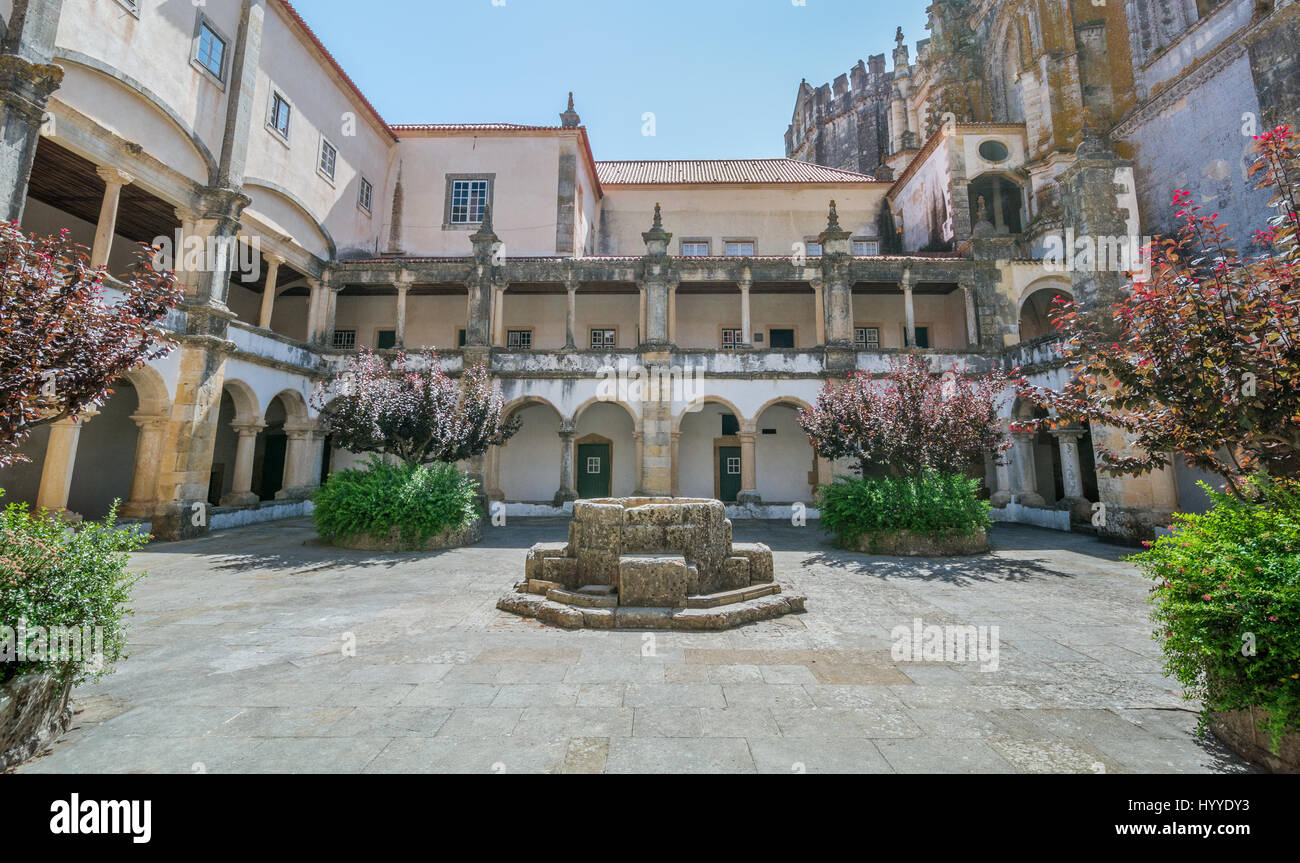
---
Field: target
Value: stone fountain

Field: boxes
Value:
[497,497,806,630]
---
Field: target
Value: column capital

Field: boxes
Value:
[95,164,134,188]
[1049,426,1086,442]
[558,421,576,437]
[232,420,266,436]
[129,412,170,430]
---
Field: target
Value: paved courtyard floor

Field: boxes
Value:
[18,518,1252,774]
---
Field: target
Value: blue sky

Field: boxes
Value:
[301,0,930,160]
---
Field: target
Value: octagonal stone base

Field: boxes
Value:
[499,497,805,630]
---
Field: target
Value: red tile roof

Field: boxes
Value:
[390,123,567,132]
[596,159,881,185]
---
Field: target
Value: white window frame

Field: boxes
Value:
[586,456,602,475]
[679,239,710,257]
[589,328,617,350]
[191,14,229,86]
[446,176,492,227]
[854,326,880,350]
[318,136,338,183]
[724,240,756,257]
[721,328,744,350]
[267,89,293,142]
[804,240,823,257]
[726,456,741,475]
[506,329,533,350]
[358,176,374,214]
[852,239,880,256]
[332,329,357,350]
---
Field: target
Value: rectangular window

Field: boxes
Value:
[586,456,602,474]
[506,330,532,350]
[590,328,616,350]
[195,20,227,81]
[721,328,744,350]
[726,457,741,475]
[358,177,373,213]
[332,329,357,349]
[376,329,397,350]
[318,138,338,181]
[852,240,880,256]
[914,326,930,349]
[769,328,795,349]
[450,179,489,224]
[680,241,710,257]
[725,241,755,257]
[457,328,467,347]
[805,241,822,257]
[854,326,880,350]
[269,92,292,139]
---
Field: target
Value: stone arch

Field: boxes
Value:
[968,170,1026,235]
[1018,279,1073,341]
[673,395,746,434]
[267,388,311,425]
[571,396,641,434]
[504,395,564,423]
[494,396,565,503]
[573,401,638,498]
[243,180,338,260]
[220,378,261,424]
[748,396,812,435]
[120,364,171,418]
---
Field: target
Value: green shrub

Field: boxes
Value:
[1130,479,1300,752]
[0,493,147,686]
[817,471,991,546]
[312,456,479,545]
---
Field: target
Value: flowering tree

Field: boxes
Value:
[799,353,1018,478]
[1016,125,1300,498]
[0,224,180,468]
[313,348,519,466]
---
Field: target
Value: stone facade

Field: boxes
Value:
[0,0,1292,545]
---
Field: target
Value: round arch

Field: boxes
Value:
[504,395,564,424]
[750,396,813,433]
[571,396,641,434]
[242,180,338,260]
[120,364,171,417]
[673,395,746,434]
[220,378,261,425]
[266,388,310,424]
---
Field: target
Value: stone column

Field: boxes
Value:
[1051,427,1092,519]
[670,431,681,496]
[305,279,323,345]
[638,283,647,346]
[1012,432,1046,507]
[667,282,678,345]
[739,273,753,346]
[812,277,826,346]
[818,201,854,368]
[902,268,917,348]
[0,0,65,223]
[91,166,133,268]
[737,430,760,505]
[276,426,317,499]
[257,254,282,329]
[640,204,673,348]
[962,284,979,347]
[323,284,340,348]
[220,421,263,506]
[395,284,410,348]
[491,283,505,347]
[990,453,1014,507]
[120,413,168,518]
[555,422,577,504]
[564,278,578,350]
[466,207,498,349]
[35,410,95,521]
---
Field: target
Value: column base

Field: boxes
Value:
[151,501,210,542]
[737,490,762,506]
[553,488,578,506]
[119,501,156,519]
[274,487,314,502]
[1061,496,1094,521]
[219,491,260,507]
[989,491,1012,508]
[1014,492,1047,507]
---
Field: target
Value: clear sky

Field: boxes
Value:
[300,0,931,161]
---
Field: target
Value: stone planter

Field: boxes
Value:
[1211,708,1300,774]
[843,528,989,556]
[1,669,75,771]
[330,517,482,552]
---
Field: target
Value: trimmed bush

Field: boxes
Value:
[0,494,146,686]
[312,456,479,546]
[817,471,991,547]
[1131,480,1300,752]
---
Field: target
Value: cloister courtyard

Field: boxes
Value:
[14,518,1252,774]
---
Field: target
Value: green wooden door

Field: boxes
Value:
[577,443,611,499]
[719,445,742,503]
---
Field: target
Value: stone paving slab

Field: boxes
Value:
[14,518,1255,774]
